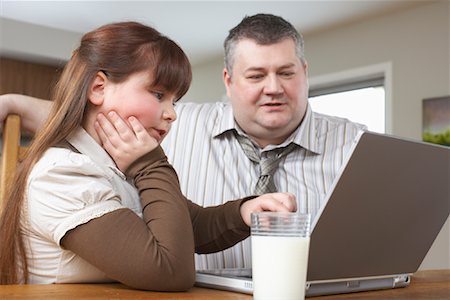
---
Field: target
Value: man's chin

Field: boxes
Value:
[260,119,291,130]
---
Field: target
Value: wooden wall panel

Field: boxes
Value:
[0,57,63,99]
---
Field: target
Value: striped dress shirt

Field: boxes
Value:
[161,101,366,270]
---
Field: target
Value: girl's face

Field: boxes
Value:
[94,70,177,144]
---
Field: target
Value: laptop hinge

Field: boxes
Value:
[346,280,360,288]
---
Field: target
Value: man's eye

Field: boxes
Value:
[279,72,295,78]
[247,74,264,80]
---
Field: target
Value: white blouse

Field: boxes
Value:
[22,128,142,284]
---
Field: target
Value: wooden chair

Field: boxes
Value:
[1,114,28,212]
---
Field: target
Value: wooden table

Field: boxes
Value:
[1,270,448,299]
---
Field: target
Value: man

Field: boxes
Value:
[0,14,365,270]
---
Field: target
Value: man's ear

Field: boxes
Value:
[303,61,309,76]
[223,68,232,98]
[88,71,108,105]
[303,61,309,89]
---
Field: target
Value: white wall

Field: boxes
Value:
[186,1,450,270]
[305,1,449,140]
[183,57,227,102]
[0,18,81,65]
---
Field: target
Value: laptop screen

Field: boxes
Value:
[307,132,450,281]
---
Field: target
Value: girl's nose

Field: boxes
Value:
[163,104,177,122]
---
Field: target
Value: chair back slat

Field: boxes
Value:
[1,114,23,212]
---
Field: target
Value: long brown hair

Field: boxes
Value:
[0,21,192,284]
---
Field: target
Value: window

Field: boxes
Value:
[308,63,391,134]
[309,84,385,133]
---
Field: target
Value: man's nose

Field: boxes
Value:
[263,74,283,95]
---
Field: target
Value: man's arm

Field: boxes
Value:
[0,94,51,134]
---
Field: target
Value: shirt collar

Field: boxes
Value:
[67,127,126,178]
[292,104,322,154]
[212,103,322,154]
[212,103,235,137]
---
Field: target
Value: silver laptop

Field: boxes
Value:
[195,131,450,296]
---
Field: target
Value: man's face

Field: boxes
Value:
[224,38,309,148]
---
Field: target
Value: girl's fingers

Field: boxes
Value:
[272,192,297,212]
[94,120,109,146]
[107,111,134,142]
[98,112,150,145]
[96,113,122,148]
[128,116,151,143]
[95,111,158,171]
[96,113,117,136]
[97,111,138,147]
[259,199,291,213]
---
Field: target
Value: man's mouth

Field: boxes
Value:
[261,101,285,108]
[264,102,283,106]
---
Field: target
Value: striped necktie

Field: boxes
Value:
[234,132,297,195]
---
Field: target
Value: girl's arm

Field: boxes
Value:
[61,113,296,292]
[93,111,296,255]
[186,193,296,254]
[61,114,195,291]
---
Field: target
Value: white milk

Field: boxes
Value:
[252,235,310,300]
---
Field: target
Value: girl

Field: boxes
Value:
[0,22,295,290]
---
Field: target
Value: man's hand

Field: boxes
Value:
[95,111,158,172]
[239,193,297,226]
[0,94,51,134]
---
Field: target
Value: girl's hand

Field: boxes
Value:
[95,111,158,171]
[239,193,297,226]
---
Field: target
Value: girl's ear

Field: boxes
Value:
[88,71,108,105]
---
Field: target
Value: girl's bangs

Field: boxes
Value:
[151,39,192,100]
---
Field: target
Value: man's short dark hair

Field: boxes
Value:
[224,13,305,75]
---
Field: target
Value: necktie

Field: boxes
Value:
[234,132,297,195]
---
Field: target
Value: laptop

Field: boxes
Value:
[195,131,450,296]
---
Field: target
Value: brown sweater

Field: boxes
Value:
[61,146,250,291]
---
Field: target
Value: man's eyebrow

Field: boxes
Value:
[278,63,297,69]
[244,63,297,72]
[244,67,265,72]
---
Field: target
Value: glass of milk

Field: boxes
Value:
[251,212,311,300]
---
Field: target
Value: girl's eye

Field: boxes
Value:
[152,91,164,100]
